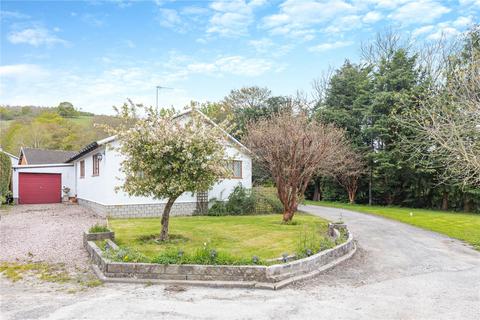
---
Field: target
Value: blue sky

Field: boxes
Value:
[0,0,478,114]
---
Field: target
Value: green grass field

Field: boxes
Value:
[305,200,480,250]
[108,214,329,260]
[69,115,94,126]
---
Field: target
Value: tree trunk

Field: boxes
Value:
[368,167,373,205]
[159,196,178,241]
[463,196,473,213]
[282,208,295,222]
[441,191,449,211]
[348,190,356,204]
[312,178,322,201]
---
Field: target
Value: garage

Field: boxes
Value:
[19,173,62,204]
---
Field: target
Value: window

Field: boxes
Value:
[80,160,85,179]
[227,160,242,178]
[92,154,100,176]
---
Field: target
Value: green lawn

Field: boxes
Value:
[108,214,329,260]
[305,200,480,250]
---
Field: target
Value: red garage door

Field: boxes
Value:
[19,173,61,204]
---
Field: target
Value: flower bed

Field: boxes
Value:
[84,224,356,290]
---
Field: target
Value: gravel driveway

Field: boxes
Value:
[0,204,104,269]
[1,205,479,320]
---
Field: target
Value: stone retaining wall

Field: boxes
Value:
[84,226,356,290]
[83,230,115,247]
[78,198,196,218]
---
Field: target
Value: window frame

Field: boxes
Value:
[79,160,85,179]
[92,154,100,177]
[228,160,242,179]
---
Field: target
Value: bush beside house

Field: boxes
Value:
[0,152,12,204]
[207,186,283,216]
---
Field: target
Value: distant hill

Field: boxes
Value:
[0,105,120,156]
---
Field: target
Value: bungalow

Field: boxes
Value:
[11,109,252,217]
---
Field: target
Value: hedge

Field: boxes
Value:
[0,152,12,204]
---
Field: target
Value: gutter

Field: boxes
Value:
[13,163,74,169]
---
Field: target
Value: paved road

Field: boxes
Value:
[1,205,479,320]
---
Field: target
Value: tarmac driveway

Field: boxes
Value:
[1,205,479,320]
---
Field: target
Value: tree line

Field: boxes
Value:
[200,27,479,213]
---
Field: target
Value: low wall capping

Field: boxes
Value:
[84,225,356,290]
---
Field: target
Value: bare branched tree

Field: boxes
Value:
[244,111,347,222]
[223,86,271,110]
[400,26,480,187]
[332,150,366,204]
[311,66,334,106]
[361,28,412,65]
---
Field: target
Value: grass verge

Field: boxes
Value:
[0,262,71,283]
[305,200,480,250]
[0,262,103,289]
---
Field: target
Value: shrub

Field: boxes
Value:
[101,241,262,265]
[0,152,12,204]
[206,186,282,216]
[225,186,256,215]
[295,225,335,258]
[254,187,283,214]
[206,200,228,216]
[104,246,149,263]
[88,224,110,233]
[151,248,182,264]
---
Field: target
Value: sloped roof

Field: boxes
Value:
[66,108,251,163]
[20,147,77,165]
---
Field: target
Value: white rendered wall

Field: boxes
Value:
[12,164,76,199]
[74,140,252,206]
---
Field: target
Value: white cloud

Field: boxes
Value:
[308,40,354,52]
[187,55,273,77]
[412,15,474,40]
[427,25,460,40]
[207,0,264,37]
[248,38,293,57]
[363,11,382,23]
[0,10,29,20]
[0,53,275,112]
[412,25,434,37]
[0,63,189,113]
[181,6,209,16]
[453,16,473,28]
[366,0,411,9]
[81,13,106,27]
[7,27,67,47]
[0,64,49,78]
[157,8,184,30]
[388,0,450,25]
[459,0,480,7]
[248,38,274,52]
[156,4,209,33]
[262,0,355,39]
[324,15,362,33]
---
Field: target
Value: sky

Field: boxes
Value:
[0,0,478,114]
